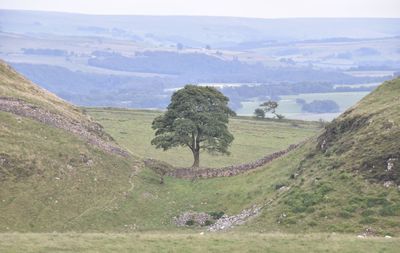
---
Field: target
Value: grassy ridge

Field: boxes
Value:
[0,60,89,124]
[0,61,140,232]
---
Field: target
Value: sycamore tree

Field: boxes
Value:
[151,85,235,167]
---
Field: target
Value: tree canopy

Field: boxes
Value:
[258,100,284,119]
[151,85,235,167]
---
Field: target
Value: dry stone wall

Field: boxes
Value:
[145,142,301,180]
[0,97,129,157]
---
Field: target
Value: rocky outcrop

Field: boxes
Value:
[0,97,129,156]
[207,205,263,232]
[145,142,301,180]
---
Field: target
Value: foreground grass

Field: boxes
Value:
[1,232,398,253]
[86,108,320,167]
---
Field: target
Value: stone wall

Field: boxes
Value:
[145,142,302,180]
[0,97,129,157]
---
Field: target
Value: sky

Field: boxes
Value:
[0,0,399,18]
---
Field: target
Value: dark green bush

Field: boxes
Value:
[185,220,195,226]
[208,211,224,220]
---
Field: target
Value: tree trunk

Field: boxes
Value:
[192,149,200,167]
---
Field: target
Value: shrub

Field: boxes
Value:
[208,211,225,220]
[185,220,195,226]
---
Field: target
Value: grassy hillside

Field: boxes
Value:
[1,60,399,239]
[0,61,140,232]
[244,78,400,235]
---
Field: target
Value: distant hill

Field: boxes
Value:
[1,10,400,45]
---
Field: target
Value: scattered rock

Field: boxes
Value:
[174,212,212,227]
[208,205,262,232]
[383,181,394,188]
[358,227,377,238]
[386,158,397,171]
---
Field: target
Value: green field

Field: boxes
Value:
[86,108,320,168]
[1,232,399,253]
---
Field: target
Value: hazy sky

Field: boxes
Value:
[0,0,399,18]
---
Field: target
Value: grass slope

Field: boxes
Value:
[0,61,139,232]
[244,78,400,235]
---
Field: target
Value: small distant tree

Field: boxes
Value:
[205,44,211,50]
[254,108,265,118]
[260,100,284,119]
[151,85,235,167]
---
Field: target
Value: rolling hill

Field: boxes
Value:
[0,61,399,237]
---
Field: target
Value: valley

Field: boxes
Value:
[0,6,399,252]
